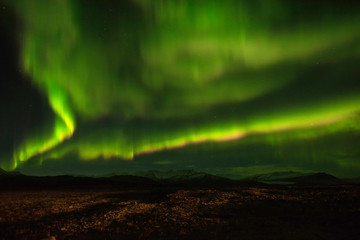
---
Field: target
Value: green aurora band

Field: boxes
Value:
[4,0,360,176]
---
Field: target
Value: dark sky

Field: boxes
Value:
[1,0,360,177]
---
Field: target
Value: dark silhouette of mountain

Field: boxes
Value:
[343,177,360,184]
[129,169,264,188]
[0,172,160,190]
[0,168,351,190]
[281,172,343,185]
[247,171,309,184]
[0,168,7,175]
[104,169,209,181]
[247,171,344,185]
[0,168,23,176]
[170,173,264,188]
[0,169,265,190]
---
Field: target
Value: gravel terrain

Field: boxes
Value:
[1,186,360,240]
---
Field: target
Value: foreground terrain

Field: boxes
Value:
[0,185,360,240]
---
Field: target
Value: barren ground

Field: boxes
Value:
[0,186,360,240]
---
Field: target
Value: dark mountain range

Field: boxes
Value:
[103,169,264,188]
[0,168,353,190]
[134,169,207,181]
[248,171,344,185]
[0,169,160,190]
[0,168,22,176]
[247,171,310,184]
[280,172,343,185]
[0,168,262,190]
[0,168,7,175]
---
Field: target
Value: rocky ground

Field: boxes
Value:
[0,185,360,240]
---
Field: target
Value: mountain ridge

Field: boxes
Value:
[0,168,353,190]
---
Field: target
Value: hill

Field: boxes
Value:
[248,171,343,185]
[0,169,352,190]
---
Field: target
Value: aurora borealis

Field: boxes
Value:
[0,0,360,177]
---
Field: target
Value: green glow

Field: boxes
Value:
[13,81,75,165]
[6,0,360,176]
[12,0,76,167]
[40,93,360,164]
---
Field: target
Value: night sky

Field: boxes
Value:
[0,0,360,177]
